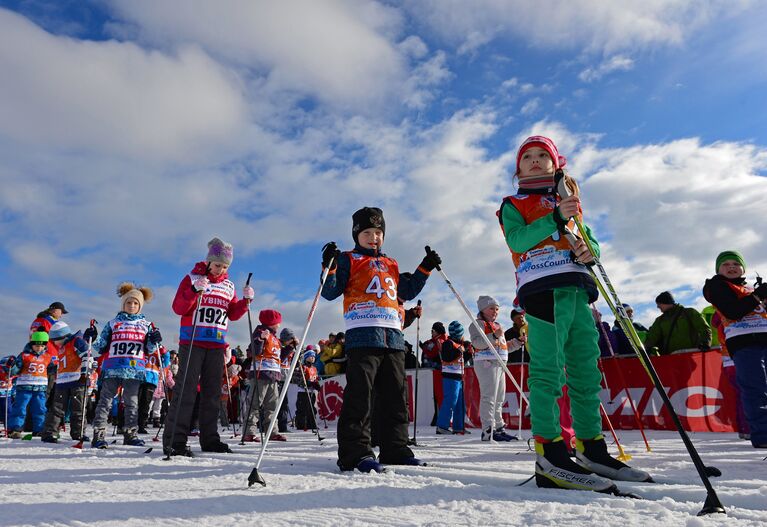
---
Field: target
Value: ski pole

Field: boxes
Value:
[517,354,525,439]
[411,299,422,446]
[247,252,335,488]
[600,403,631,462]
[428,248,530,407]
[74,319,97,449]
[554,170,724,516]
[594,309,651,452]
[223,356,238,438]
[164,263,209,460]
[241,272,265,445]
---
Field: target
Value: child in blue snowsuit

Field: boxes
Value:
[7,331,53,438]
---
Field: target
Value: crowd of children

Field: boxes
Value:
[3,135,763,498]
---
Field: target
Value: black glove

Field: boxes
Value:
[322,242,340,270]
[754,282,767,301]
[146,328,162,345]
[419,246,442,272]
[5,356,15,369]
[83,326,98,342]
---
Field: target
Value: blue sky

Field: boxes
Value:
[1,0,766,354]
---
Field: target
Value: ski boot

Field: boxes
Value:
[453,429,470,435]
[436,426,452,435]
[9,430,23,439]
[241,434,260,443]
[164,443,194,457]
[201,441,233,453]
[92,428,109,449]
[123,428,146,447]
[41,435,59,444]
[493,427,518,442]
[269,432,287,442]
[481,427,493,441]
[355,456,386,473]
[534,437,616,492]
[575,435,652,482]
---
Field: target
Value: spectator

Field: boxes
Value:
[703,250,766,448]
[319,333,346,376]
[504,308,529,364]
[404,341,418,369]
[643,291,712,355]
[611,304,649,356]
[419,322,447,369]
[591,307,616,358]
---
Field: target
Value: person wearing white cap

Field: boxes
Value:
[469,295,516,442]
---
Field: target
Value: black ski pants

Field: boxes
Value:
[137,382,156,430]
[163,344,225,450]
[294,391,317,430]
[43,383,86,439]
[337,347,413,470]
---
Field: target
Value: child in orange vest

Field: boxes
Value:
[321,206,441,473]
[7,332,53,438]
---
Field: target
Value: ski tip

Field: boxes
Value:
[143,447,153,454]
[698,505,726,516]
[247,468,266,488]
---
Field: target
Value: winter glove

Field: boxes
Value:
[192,276,210,293]
[243,285,255,301]
[754,282,767,301]
[74,337,89,358]
[146,328,162,345]
[419,246,442,272]
[83,326,98,342]
[322,242,340,270]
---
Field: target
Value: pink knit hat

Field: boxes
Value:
[515,135,567,174]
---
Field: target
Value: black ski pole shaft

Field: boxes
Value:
[248,253,335,488]
[223,357,237,437]
[411,299,422,445]
[554,170,724,516]
[164,263,209,459]
[242,272,265,444]
[74,319,97,448]
[428,248,530,407]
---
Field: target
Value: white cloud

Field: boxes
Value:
[107,0,410,111]
[578,55,634,82]
[0,9,248,162]
[405,0,752,55]
[520,98,541,116]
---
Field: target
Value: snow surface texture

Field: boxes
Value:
[1,429,765,526]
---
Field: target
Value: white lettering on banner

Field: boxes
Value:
[669,386,723,418]
[599,387,646,416]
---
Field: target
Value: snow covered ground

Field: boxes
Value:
[1,427,765,526]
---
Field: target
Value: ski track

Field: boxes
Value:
[1,429,765,526]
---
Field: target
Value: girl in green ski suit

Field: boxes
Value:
[498,135,650,491]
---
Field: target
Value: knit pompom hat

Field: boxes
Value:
[515,135,567,174]
[206,237,234,266]
[49,321,72,341]
[118,282,153,313]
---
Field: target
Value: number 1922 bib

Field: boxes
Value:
[179,275,235,345]
[343,253,401,330]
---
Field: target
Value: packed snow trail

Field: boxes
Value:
[1,429,765,526]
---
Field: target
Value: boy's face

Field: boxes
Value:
[358,228,384,250]
[518,146,554,178]
[481,305,500,321]
[306,356,315,364]
[718,259,745,279]
[209,261,229,277]
[31,343,47,352]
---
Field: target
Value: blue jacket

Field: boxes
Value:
[321,245,429,351]
[92,312,158,381]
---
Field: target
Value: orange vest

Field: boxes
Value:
[473,319,509,362]
[17,352,53,387]
[56,339,84,384]
[500,194,589,292]
[717,281,767,340]
[253,331,282,373]
[441,339,464,376]
[343,252,401,330]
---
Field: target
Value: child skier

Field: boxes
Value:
[498,135,650,491]
[164,237,252,456]
[436,321,468,435]
[138,344,170,434]
[321,206,441,473]
[293,348,320,430]
[89,283,161,448]
[6,331,53,438]
[242,309,285,442]
[468,295,516,442]
[41,321,92,443]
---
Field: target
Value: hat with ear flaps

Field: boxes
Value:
[118,282,153,313]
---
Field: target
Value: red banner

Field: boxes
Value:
[438,351,738,432]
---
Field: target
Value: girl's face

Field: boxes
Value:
[718,259,745,279]
[518,146,554,178]
[358,228,384,250]
[209,261,229,277]
[51,308,63,319]
[481,305,500,321]
[124,298,141,314]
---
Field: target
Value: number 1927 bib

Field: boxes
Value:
[104,318,150,371]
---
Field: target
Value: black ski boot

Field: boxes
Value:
[164,443,195,457]
[535,438,616,492]
[201,441,233,453]
[575,435,652,482]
